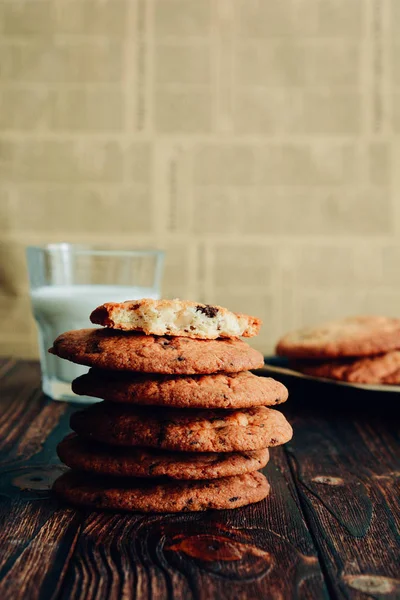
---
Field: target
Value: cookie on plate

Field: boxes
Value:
[70,403,293,453]
[72,369,288,409]
[57,434,270,479]
[53,470,270,512]
[292,350,400,384]
[49,329,264,374]
[90,298,261,339]
[276,316,400,359]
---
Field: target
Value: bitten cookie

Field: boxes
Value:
[57,434,270,480]
[49,329,264,374]
[72,369,288,409]
[90,298,261,339]
[292,350,400,384]
[276,316,400,359]
[70,403,293,452]
[53,470,270,512]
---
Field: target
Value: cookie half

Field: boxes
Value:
[53,470,270,512]
[70,403,292,452]
[72,369,288,409]
[292,350,400,384]
[57,434,270,479]
[276,316,400,359]
[49,329,264,374]
[90,298,261,339]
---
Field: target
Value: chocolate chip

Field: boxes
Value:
[229,496,240,502]
[196,304,219,319]
[177,356,185,362]
[85,339,102,353]
[270,438,277,445]
[148,462,160,475]
[157,423,169,446]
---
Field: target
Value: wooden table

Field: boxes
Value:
[1,358,399,600]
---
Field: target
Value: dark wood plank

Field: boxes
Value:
[0,361,328,600]
[4,360,400,599]
[0,361,52,457]
[0,361,83,600]
[0,505,82,600]
[282,380,400,600]
[57,446,328,600]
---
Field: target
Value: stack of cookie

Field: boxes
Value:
[277,316,400,385]
[51,299,293,513]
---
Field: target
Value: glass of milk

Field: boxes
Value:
[26,244,164,403]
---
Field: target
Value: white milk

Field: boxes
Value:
[31,285,159,401]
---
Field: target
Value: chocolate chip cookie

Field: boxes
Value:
[90,298,261,339]
[57,434,270,479]
[72,369,288,408]
[277,316,400,359]
[70,403,293,452]
[292,350,400,384]
[49,329,264,374]
[53,470,270,512]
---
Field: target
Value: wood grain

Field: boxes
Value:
[0,361,81,600]
[0,361,399,599]
[59,447,327,600]
[0,362,327,600]
[282,379,400,600]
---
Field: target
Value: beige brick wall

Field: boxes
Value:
[0,0,399,357]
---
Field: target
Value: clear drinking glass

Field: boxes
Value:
[26,244,164,403]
